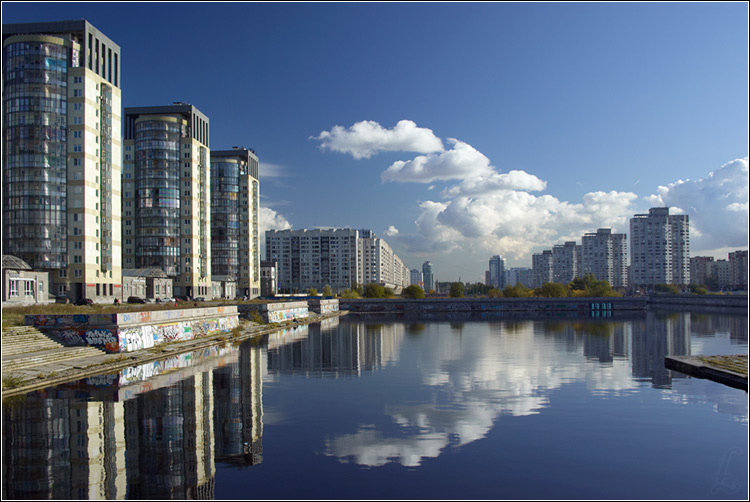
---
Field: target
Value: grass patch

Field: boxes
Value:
[2,374,25,390]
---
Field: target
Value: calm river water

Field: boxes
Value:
[2,310,748,500]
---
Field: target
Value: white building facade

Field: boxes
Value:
[630,207,690,287]
[581,228,628,288]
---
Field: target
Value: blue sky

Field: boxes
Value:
[3,2,748,282]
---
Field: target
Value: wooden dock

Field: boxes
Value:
[665,355,748,391]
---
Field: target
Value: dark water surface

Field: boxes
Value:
[3,310,747,500]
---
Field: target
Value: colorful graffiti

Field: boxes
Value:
[30,313,239,353]
[267,307,309,323]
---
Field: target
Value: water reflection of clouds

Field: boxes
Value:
[326,322,638,467]
[665,379,749,424]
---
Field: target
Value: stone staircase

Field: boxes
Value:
[2,325,106,374]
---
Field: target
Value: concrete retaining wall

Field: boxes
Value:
[339,297,648,315]
[309,299,339,314]
[238,301,310,323]
[25,306,240,353]
[648,294,747,311]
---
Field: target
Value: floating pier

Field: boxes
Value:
[665,355,748,391]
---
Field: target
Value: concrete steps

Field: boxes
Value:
[2,325,65,356]
[2,325,106,374]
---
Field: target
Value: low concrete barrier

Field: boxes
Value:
[309,298,339,314]
[237,301,310,323]
[25,306,240,353]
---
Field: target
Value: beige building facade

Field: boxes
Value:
[122,103,211,299]
[3,20,122,302]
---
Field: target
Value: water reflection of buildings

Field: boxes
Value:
[632,311,691,388]
[2,341,265,499]
[266,320,403,377]
[537,312,694,389]
[213,340,265,467]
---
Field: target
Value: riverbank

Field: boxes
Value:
[2,310,348,399]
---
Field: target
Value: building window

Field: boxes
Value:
[9,280,19,297]
[24,280,34,297]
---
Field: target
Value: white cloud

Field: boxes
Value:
[259,206,292,234]
[644,157,749,251]
[312,119,444,159]
[259,161,289,179]
[408,190,639,260]
[315,119,747,270]
[381,139,494,183]
[444,169,547,197]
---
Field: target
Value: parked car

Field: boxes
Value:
[55,295,70,304]
[194,297,206,302]
[74,298,93,306]
[127,296,146,304]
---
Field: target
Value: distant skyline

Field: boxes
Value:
[2,1,748,282]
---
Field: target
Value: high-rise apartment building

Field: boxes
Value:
[532,250,553,288]
[122,103,211,298]
[630,207,690,287]
[265,228,359,294]
[552,241,581,285]
[3,20,123,301]
[487,255,505,289]
[506,267,533,288]
[359,231,410,291]
[410,268,423,287]
[265,228,410,294]
[211,147,260,298]
[422,261,434,293]
[728,250,748,290]
[581,228,628,288]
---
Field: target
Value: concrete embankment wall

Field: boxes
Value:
[237,301,310,323]
[647,294,747,312]
[25,306,240,353]
[339,297,648,317]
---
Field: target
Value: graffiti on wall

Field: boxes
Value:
[34,314,239,353]
[267,307,309,323]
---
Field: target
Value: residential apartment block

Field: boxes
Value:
[211,147,260,298]
[487,255,506,289]
[422,261,434,293]
[691,251,748,290]
[728,250,748,290]
[410,268,423,287]
[358,229,410,291]
[532,250,553,288]
[122,103,211,298]
[265,228,410,294]
[3,20,122,301]
[552,241,581,285]
[630,207,690,286]
[581,228,628,288]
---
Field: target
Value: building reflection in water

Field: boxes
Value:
[2,312,747,497]
[2,339,265,499]
[266,318,403,377]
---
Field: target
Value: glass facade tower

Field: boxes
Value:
[123,103,211,298]
[2,20,123,301]
[210,147,261,298]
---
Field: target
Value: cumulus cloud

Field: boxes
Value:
[259,206,292,234]
[314,119,747,266]
[312,119,444,159]
[381,139,495,183]
[444,169,547,197]
[645,157,748,251]
[411,190,639,260]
